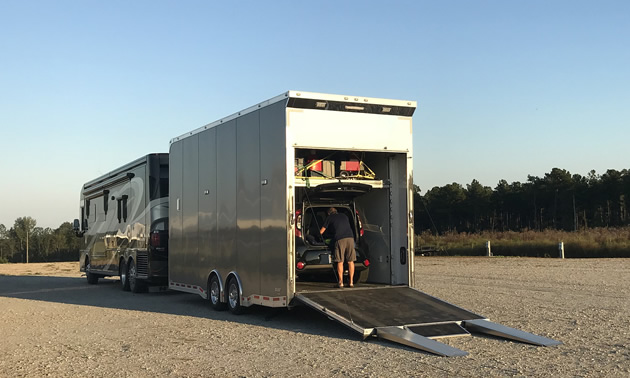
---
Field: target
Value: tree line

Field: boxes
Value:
[414,168,630,234]
[2,167,628,263]
[0,217,81,263]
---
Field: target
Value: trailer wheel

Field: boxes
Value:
[227,277,244,315]
[86,258,99,284]
[209,275,226,311]
[128,259,146,293]
[120,259,130,291]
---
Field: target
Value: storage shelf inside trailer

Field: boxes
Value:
[294,178,386,188]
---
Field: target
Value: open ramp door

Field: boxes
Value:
[294,286,561,356]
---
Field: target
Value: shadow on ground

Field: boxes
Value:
[0,274,369,343]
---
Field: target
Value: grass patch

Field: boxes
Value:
[415,227,630,258]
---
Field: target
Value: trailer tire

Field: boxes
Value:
[209,275,226,311]
[120,259,130,291]
[86,258,99,285]
[128,259,147,293]
[227,277,244,315]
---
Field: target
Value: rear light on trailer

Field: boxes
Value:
[295,209,302,238]
[296,261,305,270]
[356,210,364,237]
[150,232,161,247]
[363,259,370,267]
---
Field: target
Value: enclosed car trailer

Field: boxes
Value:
[167,91,561,356]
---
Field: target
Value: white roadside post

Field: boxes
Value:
[558,242,565,259]
[486,241,492,257]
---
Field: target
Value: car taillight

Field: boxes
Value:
[363,259,370,267]
[356,210,364,237]
[150,232,161,247]
[295,209,302,238]
[296,261,305,270]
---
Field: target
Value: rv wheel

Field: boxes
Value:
[86,258,99,285]
[120,259,130,291]
[227,277,244,315]
[209,275,226,311]
[128,259,147,293]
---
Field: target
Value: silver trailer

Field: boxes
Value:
[168,91,561,356]
[74,153,169,293]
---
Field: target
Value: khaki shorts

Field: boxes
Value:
[333,237,356,263]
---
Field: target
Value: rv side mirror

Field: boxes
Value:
[73,219,85,237]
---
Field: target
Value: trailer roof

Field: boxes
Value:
[170,90,417,144]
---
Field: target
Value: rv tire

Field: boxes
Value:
[120,259,130,291]
[86,259,99,285]
[128,259,147,293]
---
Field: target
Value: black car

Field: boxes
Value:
[295,183,371,284]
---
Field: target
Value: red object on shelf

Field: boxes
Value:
[341,160,360,171]
[308,160,322,171]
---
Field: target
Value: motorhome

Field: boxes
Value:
[74,154,169,293]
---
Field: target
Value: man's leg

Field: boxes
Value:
[348,261,355,285]
[336,262,344,286]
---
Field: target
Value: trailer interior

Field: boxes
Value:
[293,148,410,289]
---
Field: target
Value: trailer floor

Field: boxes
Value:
[295,280,385,292]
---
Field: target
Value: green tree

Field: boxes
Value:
[424,183,466,232]
[13,216,37,263]
[464,179,493,232]
[0,224,13,262]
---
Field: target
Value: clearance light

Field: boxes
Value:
[296,261,305,270]
[345,105,364,111]
[315,101,327,108]
[363,259,370,267]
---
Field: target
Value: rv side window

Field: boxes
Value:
[103,190,109,215]
[122,195,128,222]
[117,199,122,223]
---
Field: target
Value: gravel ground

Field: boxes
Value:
[0,257,628,377]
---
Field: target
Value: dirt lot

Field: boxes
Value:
[1,257,628,377]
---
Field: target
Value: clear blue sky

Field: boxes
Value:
[1,1,628,229]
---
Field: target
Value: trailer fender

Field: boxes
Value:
[208,270,225,302]
[226,271,243,301]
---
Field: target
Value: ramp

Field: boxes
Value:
[294,286,561,356]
